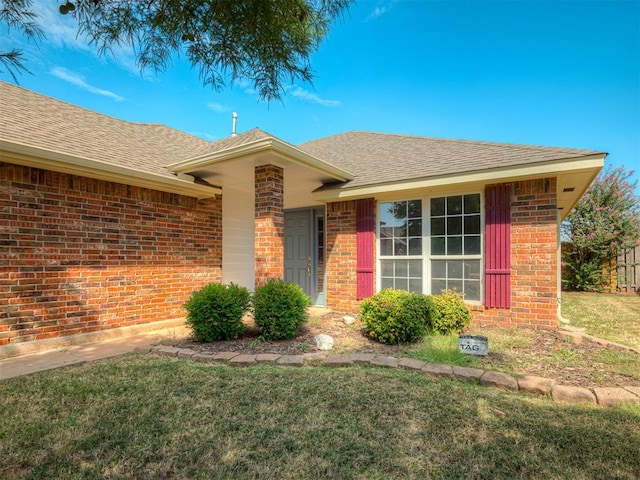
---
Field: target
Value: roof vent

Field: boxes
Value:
[231,112,238,137]
[562,187,575,193]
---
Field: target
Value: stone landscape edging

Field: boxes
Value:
[141,345,640,408]
[559,325,640,354]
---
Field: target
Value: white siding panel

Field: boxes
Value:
[222,185,255,290]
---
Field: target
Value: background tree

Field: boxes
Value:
[0,0,43,81]
[562,165,640,291]
[1,0,351,101]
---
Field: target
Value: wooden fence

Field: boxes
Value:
[617,245,640,293]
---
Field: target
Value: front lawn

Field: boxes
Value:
[561,291,640,350]
[1,355,639,479]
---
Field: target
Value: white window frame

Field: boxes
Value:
[376,191,484,304]
[427,193,484,304]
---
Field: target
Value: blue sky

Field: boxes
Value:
[2,0,639,192]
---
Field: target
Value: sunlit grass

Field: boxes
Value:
[561,291,640,349]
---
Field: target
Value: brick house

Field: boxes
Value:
[0,82,606,352]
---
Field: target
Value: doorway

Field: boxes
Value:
[284,207,325,305]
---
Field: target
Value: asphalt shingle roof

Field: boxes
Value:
[1,82,604,191]
[0,81,212,180]
[298,131,604,189]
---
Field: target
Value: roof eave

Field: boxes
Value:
[0,140,221,199]
[312,153,606,204]
[168,137,354,182]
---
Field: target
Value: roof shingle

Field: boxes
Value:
[0,81,212,179]
[298,131,604,189]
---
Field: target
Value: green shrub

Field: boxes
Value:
[429,290,471,335]
[359,289,431,344]
[253,279,310,340]
[183,283,251,342]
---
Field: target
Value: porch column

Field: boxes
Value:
[254,164,284,288]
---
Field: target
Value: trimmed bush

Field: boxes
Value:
[183,283,251,342]
[359,289,431,344]
[253,279,311,340]
[429,289,471,335]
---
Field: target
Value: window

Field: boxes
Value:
[377,194,482,302]
[379,200,423,293]
[430,194,481,301]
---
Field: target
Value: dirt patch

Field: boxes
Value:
[173,312,639,389]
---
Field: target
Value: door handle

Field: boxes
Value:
[307,256,312,276]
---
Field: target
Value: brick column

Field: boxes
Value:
[325,200,359,312]
[254,164,284,288]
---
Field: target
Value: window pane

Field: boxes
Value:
[395,277,409,291]
[465,260,481,280]
[431,197,445,216]
[396,260,408,277]
[464,215,480,234]
[448,260,463,279]
[394,239,407,255]
[447,196,462,215]
[431,217,445,235]
[464,236,481,255]
[380,239,393,256]
[394,223,407,237]
[431,237,445,255]
[431,279,447,295]
[380,226,393,239]
[449,280,463,293]
[408,200,422,218]
[381,277,394,290]
[379,203,396,228]
[380,259,423,294]
[464,194,481,214]
[381,260,394,276]
[393,201,407,220]
[464,280,480,301]
[409,279,422,294]
[428,194,482,301]
[408,219,422,236]
[408,238,422,255]
[447,216,462,235]
[431,260,446,278]
[447,236,462,255]
[408,260,422,277]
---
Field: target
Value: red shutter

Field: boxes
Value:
[485,184,511,308]
[356,198,375,300]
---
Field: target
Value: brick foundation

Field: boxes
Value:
[254,164,284,287]
[0,163,222,346]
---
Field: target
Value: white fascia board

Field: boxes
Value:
[1,140,221,199]
[312,154,606,202]
[168,137,354,182]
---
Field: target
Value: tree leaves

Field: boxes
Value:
[36,0,348,101]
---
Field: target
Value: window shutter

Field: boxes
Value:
[356,198,375,300]
[485,184,511,308]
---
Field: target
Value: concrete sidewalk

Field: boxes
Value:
[0,326,190,380]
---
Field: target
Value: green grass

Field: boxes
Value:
[561,291,640,349]
[2,355,640,479]
[404,325,640,384]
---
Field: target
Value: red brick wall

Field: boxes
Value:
[0,163,222,345]
[326,181,559,329]
[325,200,360,312]
[254,164,284,287]
[473,178,558,329]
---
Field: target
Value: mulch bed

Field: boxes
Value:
[173,312,639,389]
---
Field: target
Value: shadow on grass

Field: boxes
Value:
[1,355,639,479]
